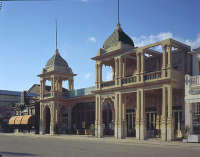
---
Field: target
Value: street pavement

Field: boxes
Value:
[0,133,200,157]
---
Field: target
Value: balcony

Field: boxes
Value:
[99,69,182,90]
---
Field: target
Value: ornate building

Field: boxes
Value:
[38,22,192,141]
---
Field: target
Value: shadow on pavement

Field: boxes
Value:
[0,151,38,156]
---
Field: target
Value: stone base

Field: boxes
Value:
[161,127,167,141]
[140,125,146,140]
[167,126,174,141]
[95,124,103,138]
[136,126,140,140]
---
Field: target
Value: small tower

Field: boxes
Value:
[38,48,76,99]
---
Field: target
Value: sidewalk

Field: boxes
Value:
[1,133,200,148]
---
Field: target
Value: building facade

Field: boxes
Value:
[38,23,192,141]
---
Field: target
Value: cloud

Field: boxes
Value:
[84,73,91,79]
[81,0,88,3]
[132,32,200,49]
[88,37,97,43]
[132,32,173,47]
[183,34,200,49]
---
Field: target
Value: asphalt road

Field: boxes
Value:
[0,134,200,157]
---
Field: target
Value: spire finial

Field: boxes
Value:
[118,0,120,24]
[56,19,58,50]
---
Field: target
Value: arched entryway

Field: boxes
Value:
[43,106,51,134]
[102,98,115,136]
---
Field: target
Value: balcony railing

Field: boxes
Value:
[101,80,115,88]
[100,69,180,89]
[144,71,161,81]
[121,76,137,85]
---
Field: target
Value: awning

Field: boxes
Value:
[8,116,18,125]
[14,116,23,125]
[21,115,33,125]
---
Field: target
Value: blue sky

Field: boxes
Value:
[0,0,200,91]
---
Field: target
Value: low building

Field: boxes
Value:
[8,91,39,133]
[185,48,200,136]
[0,90,21,132]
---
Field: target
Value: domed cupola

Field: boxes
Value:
[103,23,134,50]
[44,49,73,75]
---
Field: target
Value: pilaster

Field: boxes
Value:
[162,45,167,78]
[167,85,174,141]
[140,51,144,82]
[114,92,126,139]
[167,45,172,78]
[136,52,140,82]
[50,104,55,135]
[95,95,103,138]
[140,89,146,140]
[161,85,167,141]
[136,89,140,140]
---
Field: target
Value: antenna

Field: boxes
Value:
[56,19,58,50]
[118,0,120,24]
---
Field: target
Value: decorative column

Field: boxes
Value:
[140,51,144,82]
[140,89,146,140]
[161,85,167,141]
[96,62,102,90]
[68,78,74,91]
[40,104,44,134]
[118,57,123,86]
[136,52,140,82]
[95,63,99,89]
[167,85,174,141]
[51,76,56,97]
[40,79,46,99]
[136,89,140,140]
[122,57,126,77]
[162,45,167,78]
[167,45,172,78]
[95,95,103,138]
[50,105,55,135]
[114,57,119,86]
